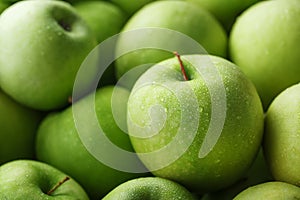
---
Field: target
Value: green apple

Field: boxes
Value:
[0,0,97,110]
[233,182,300,199]
[0,89,42,165]
[36,86,146,199]
[115,1,227,86]
[229,0,300,109]
[186,0,260,31]
[264,83,300,187]
[103,177,196,200]
[201,148,272,200]
[74,1,127,43]
[127,54,264,193]
[0,160,89,199]
[110,0,155,16]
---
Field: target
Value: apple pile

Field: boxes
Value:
[0,0,299,199]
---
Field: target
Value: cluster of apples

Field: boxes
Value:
[0,0,299,199]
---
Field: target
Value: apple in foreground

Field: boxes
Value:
[103,177,196,200]
[0,90,42,165]
[233,182,300,199]
[127,54,264,193]
[0,0,97,110]
[264,83,300,187]
[36,86,146,199]
[0,160,89,199]
[115,1,227,87]
[229,0,300,109]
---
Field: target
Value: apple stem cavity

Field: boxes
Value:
[47,176,70,195]
[174,51,189,81]
[58,19,71,32]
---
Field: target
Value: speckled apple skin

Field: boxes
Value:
[127,55,264,193]
[103,177,196,200]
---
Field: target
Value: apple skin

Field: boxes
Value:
[74,1,127,43]
[103,177,196,200]
[0,0,97,110]
[0,160,89,199]
[201,148,272,200]
[186,0,260,31]
[233,182,300,200]
[115,1,227,83]
[0,90,43,165]
[127,55,264,193]
[229,0,300,109]
[36,86,145,199]
[110,0,155,16]
[264,83,300,187]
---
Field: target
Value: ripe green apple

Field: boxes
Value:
[201,148,272,200]
[115,1,227,86]
[264,83,300,187]
[110,0,155,16]
[0,160,89,199]
[74,1,127,43]
[229,0,300,109]
[0,89,42,165]
[103,177,196,200]
[0,0,97,110]
[127,54,264,193]
[186,0,260,31]
[233,182,300,200]
[36,86,145,199]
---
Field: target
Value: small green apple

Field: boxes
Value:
[74,1,127,43]
[229,0,300,109]
[0,160,89,199]
[264,83,300,187]
[0,0,97,110]
[36,86,145,199]
[103,177,196,200]
[233,182,300,200]
[115,1,227,86]
[110,0,155,16]
[0,89,42,165]
[127,54,264,193]
[186,0,260,31]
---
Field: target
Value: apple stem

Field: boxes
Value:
[47,176,70,195]
[68,96,72,104]
[174,52,189,81]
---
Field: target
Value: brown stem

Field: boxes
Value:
[47,176,70,195]
[174,51,189,81]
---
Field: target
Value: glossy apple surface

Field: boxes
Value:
[0,160,89,199]
[36,86,145,199]
[127,55,264,193]
[0,0,97,110]
[264,83,300,187]
[229,0,300,109]
[110,0,154,16]
[233,182,300,200]
[103,177,196,200]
